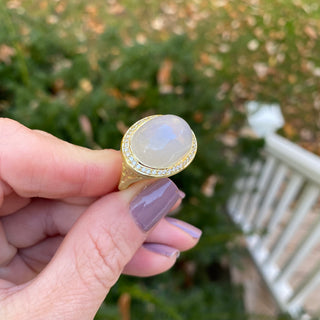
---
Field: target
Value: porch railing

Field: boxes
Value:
[228,133,320,318]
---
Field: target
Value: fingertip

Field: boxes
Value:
[123,244,179,277]
[143,243,180,259]
[165,217,202,240]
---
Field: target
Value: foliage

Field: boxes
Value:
[4,0,318,319]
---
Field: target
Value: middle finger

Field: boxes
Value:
[1,199,86,248]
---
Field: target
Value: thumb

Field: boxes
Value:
[10,178,180,320]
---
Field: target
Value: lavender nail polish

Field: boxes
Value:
[143,243,180,258]
[165,217,202,239]
[130,178,180,232]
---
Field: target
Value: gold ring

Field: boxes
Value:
[118,114,197,190]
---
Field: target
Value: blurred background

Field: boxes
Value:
[1,0,320,319]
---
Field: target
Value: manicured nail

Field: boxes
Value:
[130,178,181,232]
[165,217,202,239]
[143,243,180,258]
[178,190,186,199]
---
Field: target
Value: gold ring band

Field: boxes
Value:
[118,115,197,190]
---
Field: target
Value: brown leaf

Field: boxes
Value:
[118,292,131,320]
[107,88,122,99]
[86,17,105,34]
[116,121,129,135]
[253,62,269,78]
[52,78,64,94]
[79,115,93,140]
[0,45,15,64]
[151,16,165,30]
[304,25,317,40]
[193,111,203,123]
[283,123,296,138]
[129,80,147,90]
[157,59,173,93]
[79,78,93,93]
[85,4,97,15]
[108,3,125,15]
[124,94,140,109]
[221,109,232,126]
[288,74,297,84]
[55,1,66,13]
[201,175,218,197]
[220,133,237,147]
[200,52,210,65]
[6,0,22,9]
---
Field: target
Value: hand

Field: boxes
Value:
[0,118,201,320]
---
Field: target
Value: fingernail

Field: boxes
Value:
[130,178,181,232]
[143,243,180,258]
[165,217,202,239]
[178,190,186,199]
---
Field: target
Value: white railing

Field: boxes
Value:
[228,133,320,318]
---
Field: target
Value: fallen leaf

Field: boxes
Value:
[201,175,219,197]
[118,292,131,320]
[136,33,147,44]
[221,109,232,126]
[116,121,128,135]
[79,115,93,140]
[85,4,97,15]
[304,25,317,40]
[6,0,22,9]
[161,2,177,15]
[220,133,237,147]
[151,16,165,30]
[46,15,58,24]
[129,80,147,90]
[288,74,297,84]
[55,1,66,13]
[108,3,125,15]
[313,67,320,77]
[52,78,64,94]
[300,128,313,141]
[253,62,269,78]
[108,87,122,99]
[193,111,203,123]
[200,52,210,65]
[157,59,173,94]
[124,94,140,109]
[265,41,277,55]
[219,43,230,53]
[86,17,105,34]
[247,39,259,51]
[283,123,296,138]
[0,45,15,64]
[79,78,93,93]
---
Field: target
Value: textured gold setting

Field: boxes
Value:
[118,115,197,190]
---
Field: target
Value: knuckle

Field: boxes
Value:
[76,226,130,291]
[0,118,24,143]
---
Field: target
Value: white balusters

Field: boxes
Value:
[227,133,320,318]
[243,155,276,230]
[276,214,320,284]
[255,173,304,250]
[288,262,320,314]
[266,183,319,268]
[237,160,263,227]
[251,162,288,230]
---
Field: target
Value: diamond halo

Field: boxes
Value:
[121,115,197,178]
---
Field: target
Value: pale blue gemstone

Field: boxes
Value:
[131,115,193,168]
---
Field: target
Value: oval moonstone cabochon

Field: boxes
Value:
[131,115,193,168]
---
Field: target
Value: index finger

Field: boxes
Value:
[0,118,122,199]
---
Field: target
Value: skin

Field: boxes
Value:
[0,118,200,320]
